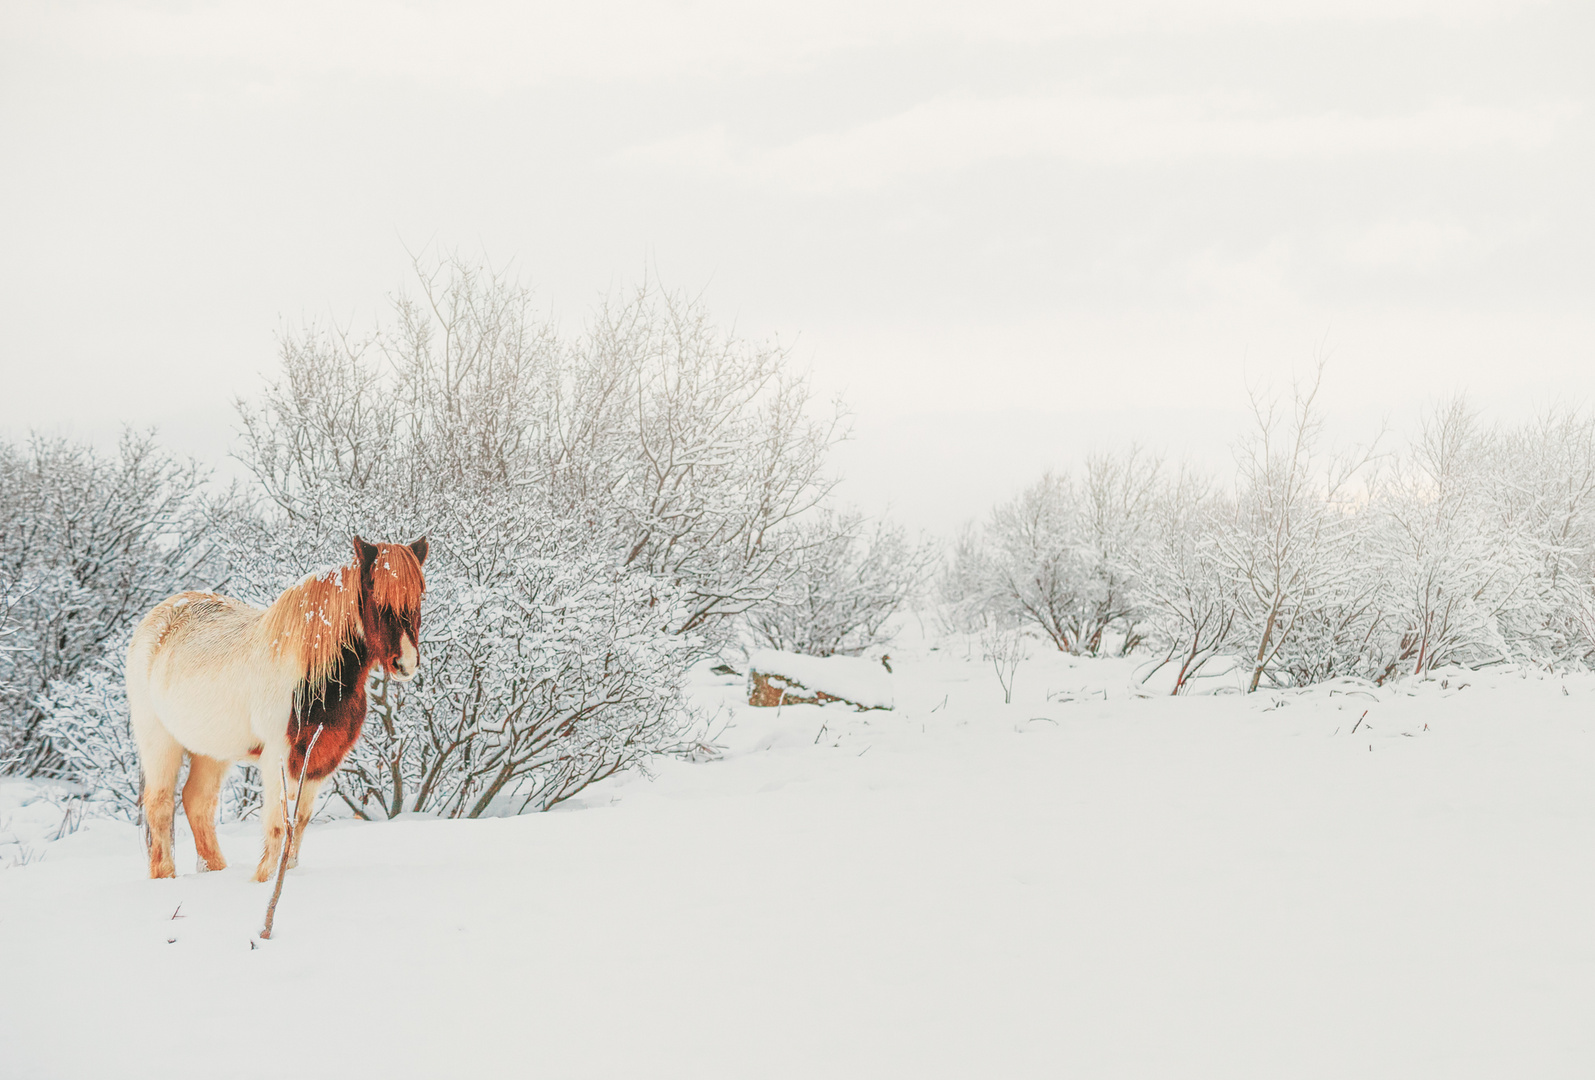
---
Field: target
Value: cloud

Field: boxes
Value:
[1340,219,1482,271]
[12,0,1555,92]
[621,95,1574,192]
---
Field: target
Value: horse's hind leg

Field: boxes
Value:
[134,723,183,880]
[182,754,230,873]
[287,776,325,870]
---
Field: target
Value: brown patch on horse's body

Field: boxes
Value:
[287,642,374,781]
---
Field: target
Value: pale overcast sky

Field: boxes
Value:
[2,1,1590,532]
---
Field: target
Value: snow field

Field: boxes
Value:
[2,641,1594,1078]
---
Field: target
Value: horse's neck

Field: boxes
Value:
[299,632,377,726]
[260,563,364,688]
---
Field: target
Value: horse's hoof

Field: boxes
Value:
[196,857,227,873]
[286,855,298,870]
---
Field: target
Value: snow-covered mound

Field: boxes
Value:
[746,648,894,709]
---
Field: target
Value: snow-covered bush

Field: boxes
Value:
[1076,449,1163,653]
[1214,368,1381,691]
[937,522,993,635]
[1366,399,1519,677]
[1131,472,1243,695]
[1363,399,1595,679]
[31,640,141,816]
[1488,405,1595,661]
[215,256,852,815]
[745,508,936,657]
[980,623,1028,704]
[241,258,845,641]
[210,496,695,819]
[986,471,1088,651]
[570,285,848,635]
[942,449,1160,655]
[0,432,214,774]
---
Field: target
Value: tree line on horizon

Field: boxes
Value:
[5,261,1594,822]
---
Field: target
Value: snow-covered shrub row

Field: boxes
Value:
[0,432,218,775]
[950,370,1595,693]
[20,258,912,817]
[744,508,936,657]
[20,256,855,818]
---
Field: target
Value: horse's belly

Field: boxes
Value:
[148,671,285,761]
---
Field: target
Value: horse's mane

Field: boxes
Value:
[262,543,426,703]
[263,563,362,703]
[369,543,426,623]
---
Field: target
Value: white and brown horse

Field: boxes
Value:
[126,536,427,880]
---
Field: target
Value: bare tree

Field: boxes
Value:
[1216,364,1380,692]
[241,256,848,640]
[1132,469,1243,695]
[959,448,1161,656]
[981,624,1028,705]
[746,508,937,657]
[1370,398,1513,677]
[1078,448,1163,654]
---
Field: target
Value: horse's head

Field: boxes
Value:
[354,535,429,681]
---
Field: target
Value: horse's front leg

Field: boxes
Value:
[253,747,288,883]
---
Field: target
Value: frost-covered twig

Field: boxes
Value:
[261,725,322,941]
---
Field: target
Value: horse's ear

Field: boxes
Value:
[353,536,379,570]
[408,537,429,565]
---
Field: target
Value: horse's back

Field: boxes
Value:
[130,592,257,668]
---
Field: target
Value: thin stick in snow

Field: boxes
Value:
[260,724,323,941]
[1351,710,1368,734]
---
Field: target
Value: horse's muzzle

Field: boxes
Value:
[390,635,420,681]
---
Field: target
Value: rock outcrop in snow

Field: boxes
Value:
[745,649,894,710]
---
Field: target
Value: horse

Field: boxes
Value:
[126,536,428,881]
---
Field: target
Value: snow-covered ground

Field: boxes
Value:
[4,633,1595,1079]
